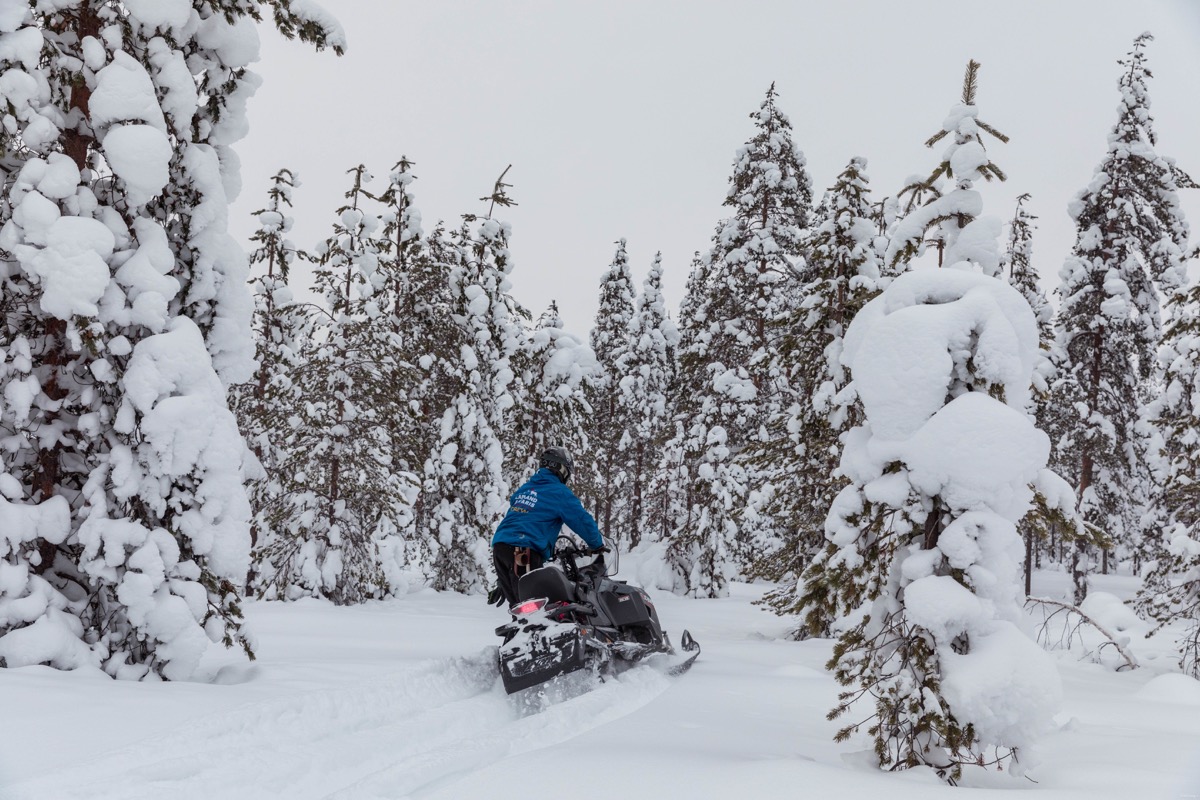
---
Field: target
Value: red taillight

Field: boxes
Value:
[511,598,548,615]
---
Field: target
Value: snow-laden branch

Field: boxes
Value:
[1025,596,1139,671]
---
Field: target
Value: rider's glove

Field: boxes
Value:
[590,546,610,555]
[486,586,505,606]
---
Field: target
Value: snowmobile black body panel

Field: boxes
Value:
[598,584,650,627]
[496,540,696,696]
[499,624,589,694]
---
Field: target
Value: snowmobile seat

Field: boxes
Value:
[517,565,575,604]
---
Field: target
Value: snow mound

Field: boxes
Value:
[1078,592,1143,635]
[1135,673,1200,705]
[941,621,1063,748]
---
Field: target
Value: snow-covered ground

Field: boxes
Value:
[2,571,1198,800]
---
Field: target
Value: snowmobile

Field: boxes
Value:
[495,537,699,695]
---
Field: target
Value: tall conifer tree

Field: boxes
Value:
[1137,245,1200,674]
[585,240,637,543]
[646,251,709,548]
[819,61,1069,780]
[1048,33,1193,600]
[0,1,341,678]
[424,171,527,592]
[230,168,310,591]
[753,156,881,632]
[369,160,461,581]
[661,84,812,596]
[618,254,677,545]
[1000,193,1060,592]
[257,166,414,603]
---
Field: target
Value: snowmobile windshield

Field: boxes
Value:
[602,535,618,576]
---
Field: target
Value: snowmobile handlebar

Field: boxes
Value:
[554,544,604,561]
[553,535,617,576]
[553,539,608,558]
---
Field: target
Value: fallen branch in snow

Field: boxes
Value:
[1025,596,1139,671]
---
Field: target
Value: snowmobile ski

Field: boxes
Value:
[665,629,701,676]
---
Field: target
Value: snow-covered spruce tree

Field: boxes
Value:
[395,239,458,582]
[368,157,434,577]
[617,253,678,546]
[1003,200,1056,419]
[423,170,527,592]
[505,302,595,487]
[257,166,415,603]
[1000,193,1061,593]
[644,250,709,550]
[227,168,310,589]
[0,1,341,678]
[662,84,812,597]
[366,158,465,587]
[822,62,1069,781]
[1048,33,1193,600]
[751,156,881,636]
[584,239,636,543]
[1004,194,1052,348]
[373,157,427,402]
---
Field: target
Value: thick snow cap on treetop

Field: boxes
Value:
[843,268,1041,443]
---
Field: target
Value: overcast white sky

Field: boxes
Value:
[230,1,1200,340]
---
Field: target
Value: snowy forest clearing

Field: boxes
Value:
[2,2,1199,793]
[2,572,1197,800]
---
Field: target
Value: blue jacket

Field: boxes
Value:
[492,468,604,560]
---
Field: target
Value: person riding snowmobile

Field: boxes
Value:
[490,446,605,609]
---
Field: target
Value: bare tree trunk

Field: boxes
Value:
[631,443,644,546]
[922,502,946,551]
[1024,523,1033,598]
[61,6,99,173]
[32,7,102,575]
[1071,326,1104,605]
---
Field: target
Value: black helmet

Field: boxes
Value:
[540,446,574,484]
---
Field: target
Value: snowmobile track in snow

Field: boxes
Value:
[3,649,673,800]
